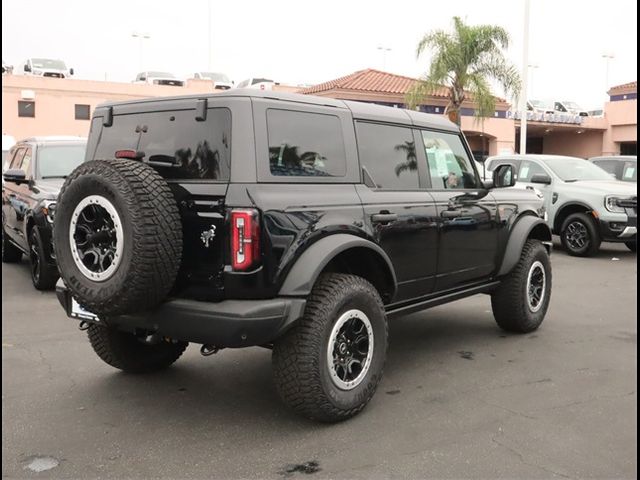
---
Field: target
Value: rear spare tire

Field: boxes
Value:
[53,159,182,316]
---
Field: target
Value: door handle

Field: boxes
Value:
[371,212,398,224]
[441,209,462,218]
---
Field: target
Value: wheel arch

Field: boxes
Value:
[278,234,397,304]
[497,214,552,277]
[553,201,596,234]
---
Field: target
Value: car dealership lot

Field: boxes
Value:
[2,242,636,479]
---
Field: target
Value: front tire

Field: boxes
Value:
[87,324,188,374]
[272,273,388,422]
[2,223,22,263]
[560,212,601,257]
[491,239,552,333]
[29,227,59,290]
[625,240,636,252]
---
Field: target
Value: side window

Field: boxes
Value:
[20,148,33,176]
[267,109,346,177]
[622,162,636,181]
[593,160,616,174]
[9,148,25,170]
[421,130,480,189]
[518,160,547,182]
[355,122,418,190]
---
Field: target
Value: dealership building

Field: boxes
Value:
[2,70,636,159]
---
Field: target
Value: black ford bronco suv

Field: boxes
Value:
[53,90,552,422]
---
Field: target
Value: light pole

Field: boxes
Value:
[519,0,531,154]
[207,0,212,71]
[602,52,614,100]
[131,32,151,72]
[377,46,391,70]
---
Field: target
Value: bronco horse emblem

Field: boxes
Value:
[200,225,217,248]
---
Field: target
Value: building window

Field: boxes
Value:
[18,101,35,118]
[75,104,91,120]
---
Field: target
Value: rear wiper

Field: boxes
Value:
[41,175,68,179]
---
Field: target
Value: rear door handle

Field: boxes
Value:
[441,209,462,218]
[371,212,398,224]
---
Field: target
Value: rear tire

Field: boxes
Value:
[491,239,552,333]
[2,223,22,263]
[560,212,601,257]
[87,324,188,374]
[625,240,636,252]
[272,273,388,422]
[29,227,59,290]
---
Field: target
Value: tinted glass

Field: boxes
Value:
[94,108,231,181]
[355,122,418,189]
[9,148,25,170]
[422,131,479,189]
[20,148,33,176]
[518,160,548,181]
[267,109,346,177]
[38,145,86,178]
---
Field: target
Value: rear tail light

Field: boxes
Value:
[230,209,260,271]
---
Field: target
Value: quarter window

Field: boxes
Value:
[421,131,479,189]
[267,109,346,177]
[355,122,418,190]
[518,160,547,182]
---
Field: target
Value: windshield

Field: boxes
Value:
[37,145,86,178]
[31,58,66,70]
[562,101,582,110]
[147,71,175,78]
[200,72,229,82]
[542,157,614,181]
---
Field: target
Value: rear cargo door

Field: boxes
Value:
[92,100,232,300]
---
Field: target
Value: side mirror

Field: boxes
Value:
[69,68,74,75]
[492,163,516,188]
[3,169,27,184]
[24,64,31,72]
[530,173,552,185]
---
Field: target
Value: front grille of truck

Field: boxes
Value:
[617,197,637,213]
[153,80,184,87]
[43,72,63,78]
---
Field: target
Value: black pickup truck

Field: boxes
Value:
[53,90,552,422]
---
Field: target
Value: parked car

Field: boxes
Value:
[527,99,554,114]
[235,77,275,90]
[485,154,637,255]
[52,91,552,422]
[192,71,233,90]
[22,58,74,78]
[133,71,184,86]
[554,100,589,116]
[2,60,13,75]
[589,155,637,183]
[2,136,87,289]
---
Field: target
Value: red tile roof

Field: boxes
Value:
[300,68,504,102]
[609,81,637,92]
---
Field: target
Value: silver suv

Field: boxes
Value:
[486,154,637,256]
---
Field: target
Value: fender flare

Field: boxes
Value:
[278,234,397,298]
[497,215,552,277]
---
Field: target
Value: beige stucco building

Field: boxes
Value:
[2,71,636,159]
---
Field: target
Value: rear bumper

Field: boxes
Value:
[56,282,306,348]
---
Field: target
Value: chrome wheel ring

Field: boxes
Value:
[327,309,374,391]
[526,260,546,313]
[69,195,124,282]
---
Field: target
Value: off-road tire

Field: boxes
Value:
[491,239,552,333]
[272,273,388,423]
[560,212,601,257]
[2,222,22,263]
[29,227,58,290]
[625,240,636,252]
[53,159,182,316]
[87,324,188,374]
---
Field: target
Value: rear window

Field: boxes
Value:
[94,108,231,181]
[266,109,346,177]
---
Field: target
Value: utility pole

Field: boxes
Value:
[377,46,391,70]
[208,0,212,71]
[602,52,615,101]
[132,32,151,72]
[519,0,530,154]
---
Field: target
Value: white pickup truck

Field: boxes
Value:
[485,154,637,256]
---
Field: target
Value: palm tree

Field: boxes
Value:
[407,16,521,125]
[394,141,417,176]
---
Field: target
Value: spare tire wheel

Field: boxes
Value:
[53,159,182,316]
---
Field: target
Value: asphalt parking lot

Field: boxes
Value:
[2,240,637,479]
